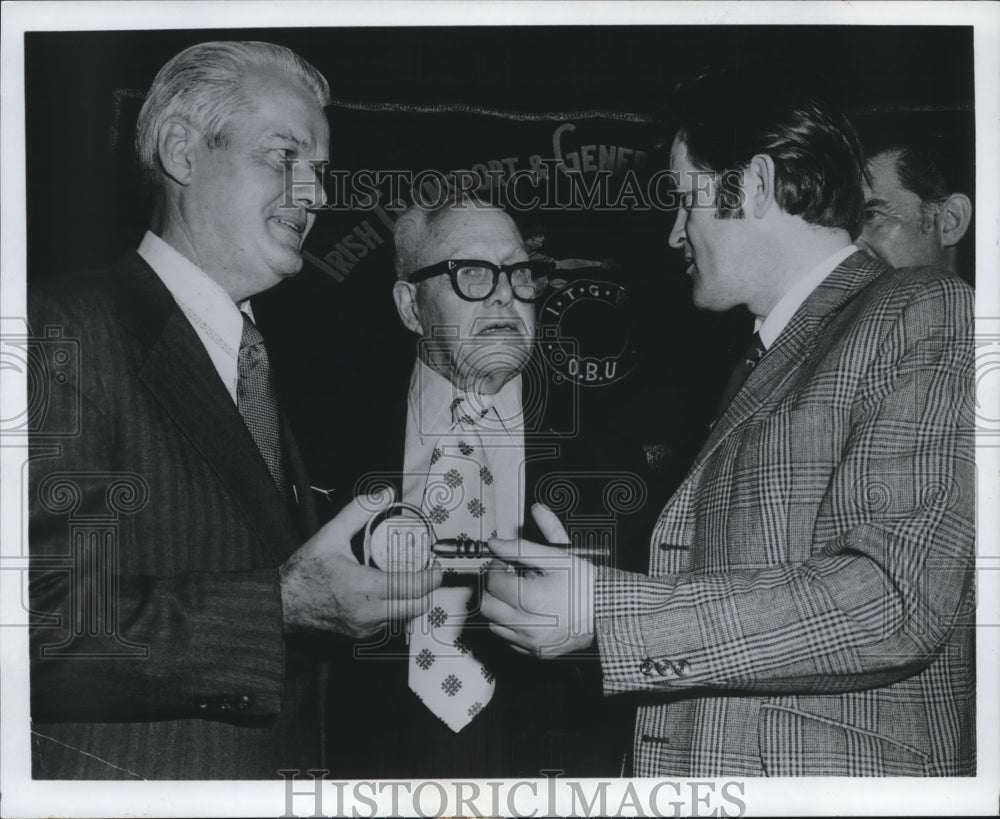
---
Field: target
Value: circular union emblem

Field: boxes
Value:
[539,278,637,386]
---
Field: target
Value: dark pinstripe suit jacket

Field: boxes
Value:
[594,252,975,776]
[28,253,324,779]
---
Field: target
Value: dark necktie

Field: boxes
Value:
[711,332,767,425]
[237,313,290,501]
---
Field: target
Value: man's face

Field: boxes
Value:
[667,135,754,313]
[181,68,329,301]
[857,151,944,269]
[403,207,535,395]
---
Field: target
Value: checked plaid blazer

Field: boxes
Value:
[594,251,975,777]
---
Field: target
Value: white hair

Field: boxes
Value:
[135,40,330,188]
[393,191,503,281]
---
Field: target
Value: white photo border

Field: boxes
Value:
[2,2,997,816]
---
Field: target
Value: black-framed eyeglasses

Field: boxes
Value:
[407,259,553,302]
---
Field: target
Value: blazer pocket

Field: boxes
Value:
[757,704,930,776]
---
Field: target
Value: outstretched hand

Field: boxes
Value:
[480,504,594,658]
[280,490,442,637]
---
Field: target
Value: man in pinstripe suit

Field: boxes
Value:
[28,41,440,779]
[483,67,975,776]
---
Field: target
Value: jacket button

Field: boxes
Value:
[654,659,672,676]
[237,695,252,710]
[640,658,655,676]
[672,659,690,676]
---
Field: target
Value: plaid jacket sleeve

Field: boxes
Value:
[594,269,974,696]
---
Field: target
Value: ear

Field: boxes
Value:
[157,120,197,186]
[744,154,777,218]
[392,281,424,334]
[937,192,972,248]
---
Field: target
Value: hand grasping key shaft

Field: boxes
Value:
[480,504,597,658]
[364,502,605,573]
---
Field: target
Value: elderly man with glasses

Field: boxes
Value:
[326,194,634,778]
[391,199,545,401]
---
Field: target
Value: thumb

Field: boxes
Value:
[531,503,569,545]
[488,535,564,570]
[323,488,396,546]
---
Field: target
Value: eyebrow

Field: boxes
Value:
[863,197,890,208]
[264,131,307,146]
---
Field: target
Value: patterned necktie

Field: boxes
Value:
[237,313,290,501]
[408,397,497,733]
[710,332,767,425]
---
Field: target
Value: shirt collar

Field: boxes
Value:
[138,231,251,403]
[408,359,522,443]
[138,230,251,327]
[755,244,857,349]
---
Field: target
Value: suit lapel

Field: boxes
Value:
[284,416,319,538]
[521,358,573,541]
[112,253,301,562]
[675,251,886,497]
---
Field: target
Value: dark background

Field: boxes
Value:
[24,26,976,551]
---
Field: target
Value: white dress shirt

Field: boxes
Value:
[138,230,251,404]
[755,244,857,349]
[402,360,526,539]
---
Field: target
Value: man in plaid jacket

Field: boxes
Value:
[482,67,975,777]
